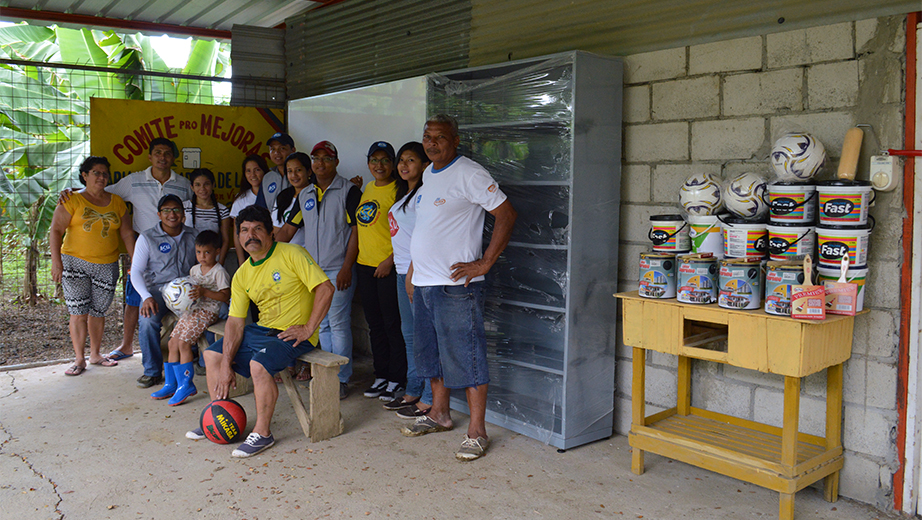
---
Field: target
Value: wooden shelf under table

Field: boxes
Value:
[615,291,856,520]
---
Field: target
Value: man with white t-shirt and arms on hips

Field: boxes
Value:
[401,114,517,461]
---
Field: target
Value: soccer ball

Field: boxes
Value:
[679,172,723,216]
[770,133,827,182]
[724,173,769,220]
[162,277,195,314]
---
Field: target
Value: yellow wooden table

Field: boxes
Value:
[615,291,857,520]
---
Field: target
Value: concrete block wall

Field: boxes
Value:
[615,16,906,511]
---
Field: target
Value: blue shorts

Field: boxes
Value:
[206,323,315,378]
[125,275,141,307]
[413,283,489,389]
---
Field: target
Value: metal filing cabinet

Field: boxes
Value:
[427,51,623,449]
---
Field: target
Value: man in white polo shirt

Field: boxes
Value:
[101,138,192,370]
[401,114,517,462]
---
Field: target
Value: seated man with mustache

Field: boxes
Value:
[186,204,334,458]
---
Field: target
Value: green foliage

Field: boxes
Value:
[0,22,230,300]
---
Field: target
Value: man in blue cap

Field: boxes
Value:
[263,132,294,211]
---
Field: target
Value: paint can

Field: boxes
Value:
[687,214,724,258]
[815,224,871,269]
[765,182,816,224]
[764,261,805,316]
[766,222,816,261]
[677,254,718,304]
[816,266,868,313]
[718,258,762,310]
[817,180,875,226]
[649,214,690,253]
[639,252,677,299]
[720,216,767,259]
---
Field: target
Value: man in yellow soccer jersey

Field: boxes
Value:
[185,205,334,458]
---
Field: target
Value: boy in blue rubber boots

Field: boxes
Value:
[153,230,230,405]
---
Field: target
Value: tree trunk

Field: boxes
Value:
[21,198,44,306]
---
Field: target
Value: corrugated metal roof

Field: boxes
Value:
[0,0,323,36]
[468,0,919,65]
[285,0,471,99]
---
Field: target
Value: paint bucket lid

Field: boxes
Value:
[641,251,677,259]
[771,181,816,187]
[816,223,872,231]
[766,221,814,228]
[818,179,872,187]
[650,214,685,221]
[720,216,768,225]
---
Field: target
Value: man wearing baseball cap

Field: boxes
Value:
[263,132,294,211]
[278,140,361,399]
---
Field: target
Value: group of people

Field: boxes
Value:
[50,114,517,461]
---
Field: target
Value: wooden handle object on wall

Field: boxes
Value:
[837,127,864,181]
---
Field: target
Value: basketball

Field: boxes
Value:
[200,399,247,444]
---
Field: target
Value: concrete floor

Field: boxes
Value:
[0,357,902,520]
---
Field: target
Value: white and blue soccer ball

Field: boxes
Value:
[724,172,769,220]
[162,277,195,314]
[679,172,723,216]
[770,133,827,182]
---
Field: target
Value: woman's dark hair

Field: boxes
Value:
[189,168,221,229]
[236,205,273,235]
[395,142,429,212]
[78,156,111,186]
[238,155,269,201]
[275,152,312,224]
[195,229,222,249]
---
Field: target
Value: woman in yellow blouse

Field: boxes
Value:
[50,156,136,376]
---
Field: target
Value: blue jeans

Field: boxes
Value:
[398,274,432,404]
[318,267,356,383]
[138,290,169,377]
[414,283,489,389]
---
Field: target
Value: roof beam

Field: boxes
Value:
[0,7,232,40]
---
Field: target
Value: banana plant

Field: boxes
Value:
[0,22,230,303]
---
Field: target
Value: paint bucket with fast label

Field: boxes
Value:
[817,180,875,226]
[718,258,762,310]
[764,261,805,316]
[649,215,690,253]
[677,254,718,304]
[687,214,724,258]
[766,223,816,261]
[817,266,868,313]
[720,216,767,259]
[815,224,871,269]
[765,182,817,224]
[639,252,677,299]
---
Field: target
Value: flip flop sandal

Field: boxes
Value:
[90,358,118,367]
[65,365,86,376]
[104,350,133,362]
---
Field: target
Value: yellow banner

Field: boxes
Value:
[90,99,285,205]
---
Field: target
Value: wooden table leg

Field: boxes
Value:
[780,376,801,519]
[631,347,646,475]
[824,363,844,502]
[677,356,691,416]
[779,492,795,520]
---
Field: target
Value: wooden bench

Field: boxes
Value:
[207,320,348,442]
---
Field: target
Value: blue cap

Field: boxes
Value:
[267,132,294,148]
[366,141,395,162]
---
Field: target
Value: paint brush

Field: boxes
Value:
[792,255,826,320]
[824,255,858,316]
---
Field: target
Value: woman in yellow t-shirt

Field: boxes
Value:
[356,141,407,402]
[50,156,137,376]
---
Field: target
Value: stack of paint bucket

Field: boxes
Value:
[639,215,689,299]
[760,183,817,316]
[814,180,872,312]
